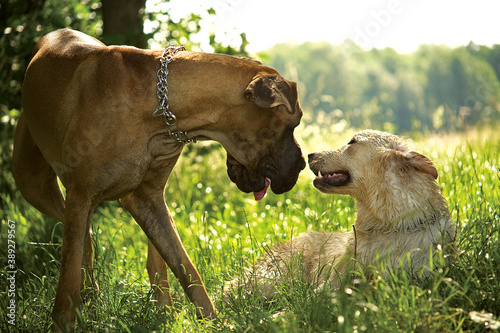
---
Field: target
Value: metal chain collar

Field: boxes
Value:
[153,45,197,144]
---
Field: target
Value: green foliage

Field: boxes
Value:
[0,0,102,111]
[1,126,499,332]
[210,32,250,56]
[262,42,500,133]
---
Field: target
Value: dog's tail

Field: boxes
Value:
[12,111,66,222]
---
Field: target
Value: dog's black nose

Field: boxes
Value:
[308,152,317,163]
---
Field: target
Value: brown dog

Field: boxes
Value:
[228,130,455,298]
[12,28,305,331]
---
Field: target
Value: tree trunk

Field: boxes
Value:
[101,0,147,48]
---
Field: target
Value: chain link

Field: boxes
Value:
[153,45,197,144]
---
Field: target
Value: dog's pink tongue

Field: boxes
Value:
[253,178,271,201]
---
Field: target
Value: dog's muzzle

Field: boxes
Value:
[226,147,305,200]
[308,153,351,189]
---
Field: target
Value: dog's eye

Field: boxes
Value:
[347,138,357,145]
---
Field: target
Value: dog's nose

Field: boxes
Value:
[308,152,317,163]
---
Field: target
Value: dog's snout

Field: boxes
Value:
[308,152,317,163]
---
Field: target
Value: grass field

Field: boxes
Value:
[1,122,499,332]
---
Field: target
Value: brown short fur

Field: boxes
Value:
[12,29,305,331]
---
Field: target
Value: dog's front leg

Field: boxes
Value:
[51,191,96,332]
[121,187,216,319]
[147,239,174,307]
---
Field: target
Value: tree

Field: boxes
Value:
[101,0,147,48]
[264,41,500,133]
[1,0,102,111]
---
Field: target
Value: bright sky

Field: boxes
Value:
[152,0,500,54]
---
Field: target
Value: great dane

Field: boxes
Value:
[12,28,305,331]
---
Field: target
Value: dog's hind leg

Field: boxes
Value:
[12,111,65,222]
[51,190,96,332]
[147,240,174,307]
[12,111,98,302]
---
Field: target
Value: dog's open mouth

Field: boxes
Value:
[253,177,271,201]
[313,170,350,187]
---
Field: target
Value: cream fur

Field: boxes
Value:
[228,130,456,298]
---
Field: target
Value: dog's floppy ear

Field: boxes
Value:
[245,75,295,113]
[405,151,439,179]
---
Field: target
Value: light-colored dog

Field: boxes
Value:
[12,29,305,331]
[229,130,456,298]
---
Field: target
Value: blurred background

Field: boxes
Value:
[2,0,500,134]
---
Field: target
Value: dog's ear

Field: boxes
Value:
[405,151,439,179]
[245,75,296,113]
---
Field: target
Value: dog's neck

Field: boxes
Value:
[164,51,271,136]
[353,176,449,233]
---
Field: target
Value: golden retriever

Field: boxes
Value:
[227,130,456,298]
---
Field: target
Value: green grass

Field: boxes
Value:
[1,124,499,332]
